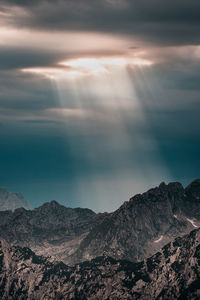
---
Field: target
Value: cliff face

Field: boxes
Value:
[0,228,200,300]
[0,179,199,265]
[0,200,106,263]
[0,188,32,211]
[70,179,200,264]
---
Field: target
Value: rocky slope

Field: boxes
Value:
[0,188,32,211]
[0,200,106,263]
[1,228,200,299]
[0,179,199,265]
[70,179,200,264]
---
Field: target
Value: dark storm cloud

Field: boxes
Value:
[0,47,67,70]
[0,0,200,210]
[0,48,127,72]
[1,0,200,46]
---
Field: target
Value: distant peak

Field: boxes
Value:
[37,200,64,211]
[0,187,32,211]
[185,179,200,197]
[127,181,185,207]
[186,179,200,188]
[44,200,60,206]
[159,182,166,188]
[157,181,184,193]
[50,200,60,205]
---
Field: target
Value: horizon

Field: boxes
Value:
[1,177,199,213]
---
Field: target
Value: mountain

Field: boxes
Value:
[70,179,200,264]
[0,179,199,265]
[1,228,200,299]
[0,200,106,263]
[0,187,32,211]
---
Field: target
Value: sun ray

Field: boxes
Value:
[21,55,170,211]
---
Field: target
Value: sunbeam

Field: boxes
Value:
[22,56,171,211]
[0,0,198,213]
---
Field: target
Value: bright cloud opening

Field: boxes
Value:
[60,56,153,74]
[21,56,153,79]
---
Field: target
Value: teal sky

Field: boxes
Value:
[0,0,199,211]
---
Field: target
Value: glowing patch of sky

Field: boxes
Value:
[21,56,171,211]
[0,1,199,210]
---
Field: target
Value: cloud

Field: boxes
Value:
[1,0,200,46]
[0,26,133,73]
[0,47,66,70]
[0,0,199,210]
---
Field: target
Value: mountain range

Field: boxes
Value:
[0,227,200,299]
[0,180,199,266]
[0,200,106,263]
[0,179,200,299]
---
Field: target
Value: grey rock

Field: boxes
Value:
[70,179,200,264]
[0,200,106,264]
[0,179,200,266]
[1,228,200,299]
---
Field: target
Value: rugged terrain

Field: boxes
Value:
[0,200,106,262]
[70,179,200,264]
[0,228,200,299]
[0,179,200,265]
[0,188,32,211]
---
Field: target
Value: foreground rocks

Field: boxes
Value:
[1,228,200,299]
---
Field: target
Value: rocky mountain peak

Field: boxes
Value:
[0,179,200,267]
[68,179,200,265]
[35,200,96,220]
[146,180,184,197]
[49,199,60,205]
[185,178,200,199]
[0,187,32,211]
[37,200,63,211]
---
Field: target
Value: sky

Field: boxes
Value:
[0,0,200,212]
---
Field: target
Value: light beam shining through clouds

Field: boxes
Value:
[22,56,171,211]
[1,0,199,211]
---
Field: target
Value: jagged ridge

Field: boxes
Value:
[0,179,200,266]
[0,200,106,263]
[70,179,200,264]
[1,227,200,299]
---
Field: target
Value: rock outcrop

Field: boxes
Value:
[1,228,200,299]
[70,179,200,264]
[0,200,106,263]
[0,179,200,266]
